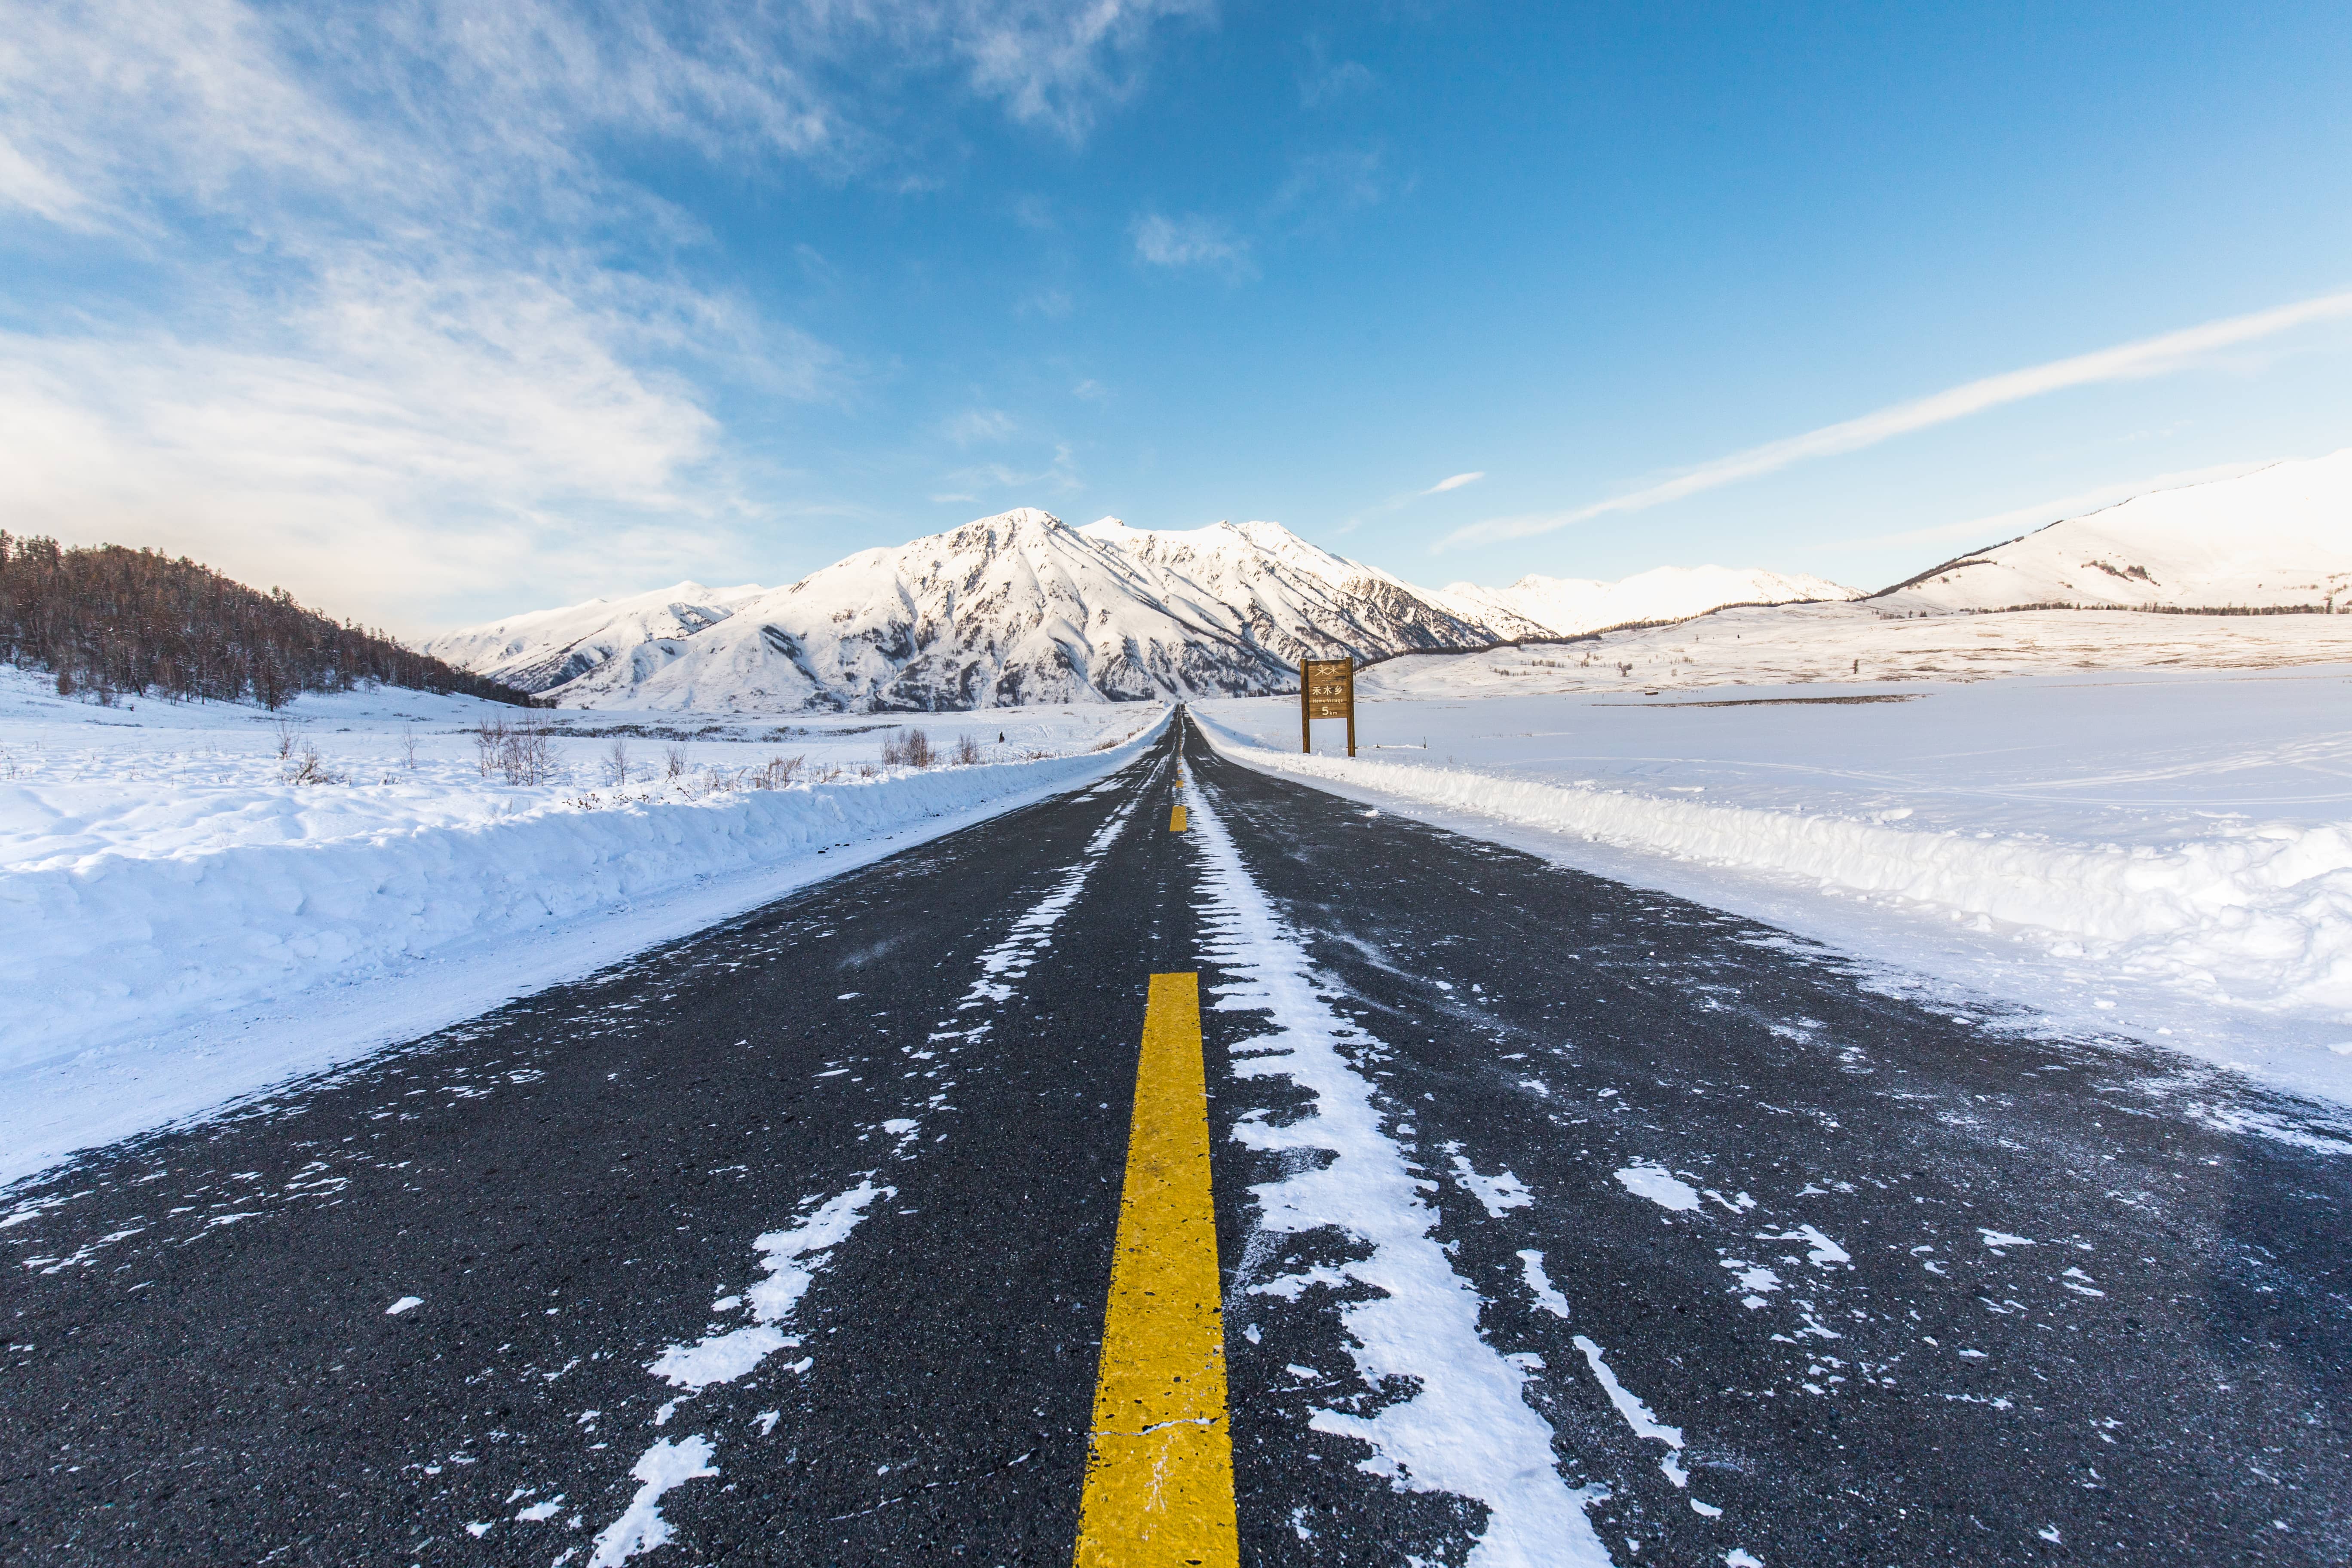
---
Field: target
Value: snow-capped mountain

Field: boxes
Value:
[1433,565,1859,637]
[1870,448,2352,613]
[424,581,765,694]
[1074,517,1515,663]
[436,511,1518,713]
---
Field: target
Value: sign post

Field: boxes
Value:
[1301,657,1356,757]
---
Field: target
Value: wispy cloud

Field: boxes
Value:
[954,0,1215,140]
[943,407,1019,446]
[944,441,1082,496]
[1269,146,1383,225]
[1298,36,1374,108]
[1333,469,1487,533]
[1130,211,1255,279]
[1440,289,2352,550]
[0,0,1202,629]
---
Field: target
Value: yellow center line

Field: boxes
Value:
[1073,973,1236,1568]
[1168,805,1188,832]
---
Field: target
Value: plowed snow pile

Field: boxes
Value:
[1197,641,2352,1103]
[0,668,1162,1180]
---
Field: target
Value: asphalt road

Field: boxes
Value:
[4,714,2348,1565]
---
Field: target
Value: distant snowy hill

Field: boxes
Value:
[424,582,765,694]
[1870,448,2352,613]
[1435,565,1859,637]
[434,511,1514,712]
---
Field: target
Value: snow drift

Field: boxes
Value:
[1195,714,2352,1026]
[0,722,1164,1086]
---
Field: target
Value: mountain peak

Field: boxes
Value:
[433,506,1519,711]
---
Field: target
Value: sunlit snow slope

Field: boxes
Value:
[425,581,766,694]
[1435,564,1859,636]
[1871,447,2352,613]
[436,510,1516,713]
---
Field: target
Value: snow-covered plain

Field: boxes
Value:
[1197,625,2352,1106]
[1432,564,1858,639]
[1359,602,2352,696]
[0,666,1163,1182]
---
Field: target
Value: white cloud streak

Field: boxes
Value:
[1829,461,2272,554]
[1441,288,2352,550]
[1423,471,1484,494]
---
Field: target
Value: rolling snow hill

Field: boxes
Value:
[432,511,1515,713]
[1435,564,1859,636]
[425,581,766,694]
[1870,448,2352,613]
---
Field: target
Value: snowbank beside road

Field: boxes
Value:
[0,673,1165,1182]
[1194,672,2352,1103]
[3,746,1153,1065]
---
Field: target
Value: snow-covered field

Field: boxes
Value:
[1198,639,2352,1108]
[0,667,1163,1183]
[1362,602,2352,696]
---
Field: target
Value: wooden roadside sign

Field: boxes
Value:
[1301,657,1356,757]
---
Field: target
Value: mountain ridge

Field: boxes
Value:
[426,511,1879,712]
[436,448,2352,714]
[431,510,1531,713]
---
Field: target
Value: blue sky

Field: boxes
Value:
[5,1,2350,632]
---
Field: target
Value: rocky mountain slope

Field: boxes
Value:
[430,511,1516,713]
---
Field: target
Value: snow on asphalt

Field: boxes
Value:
[565,787,1154,1561]
[1196,658,2352,1104]
[648,1180,891,1395]
[1571,1335,1690,1489]
[579,1178,891,1564]
[1183,776,1614,1568]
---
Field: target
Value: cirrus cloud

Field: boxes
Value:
[1441,288,2352,551]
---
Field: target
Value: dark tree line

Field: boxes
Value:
[0,533,537,709]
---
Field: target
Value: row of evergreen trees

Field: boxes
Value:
[0,533,536,710]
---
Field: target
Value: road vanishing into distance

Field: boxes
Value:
[5,714,2349,1566]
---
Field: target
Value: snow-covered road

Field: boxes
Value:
[5,715,2345,1565]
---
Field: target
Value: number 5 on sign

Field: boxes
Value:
[1300,657,1356,757]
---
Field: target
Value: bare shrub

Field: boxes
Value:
[749,754,804,790]
[952,732,981,766]
[857,761,880,778]
[880,727,934,768]
[475,717,555,785]
[604,736,631,787]
[400,727,420,770]
[284,740,344,785]
[664,742,689,780]
[273,718,297,760]
[474,717,508,777]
